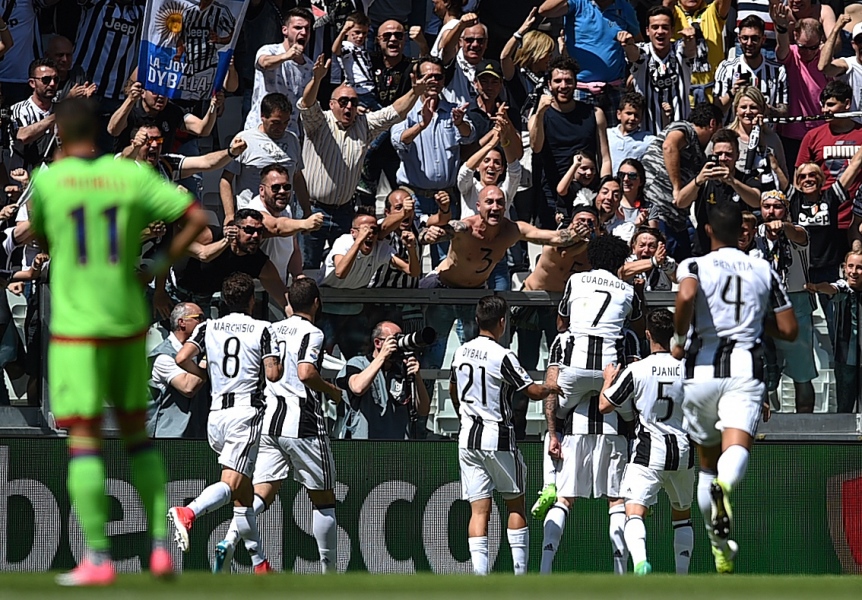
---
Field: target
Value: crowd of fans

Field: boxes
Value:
[0,0,860,434]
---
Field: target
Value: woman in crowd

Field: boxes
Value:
[724,86,789,183]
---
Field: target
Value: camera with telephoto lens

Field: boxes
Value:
[395,327,437,354]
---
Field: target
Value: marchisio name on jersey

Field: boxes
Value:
[211,321,259,333]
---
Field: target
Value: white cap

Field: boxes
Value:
[853,22,862,40]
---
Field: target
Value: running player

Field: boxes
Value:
[30,98,207,586]
[213,278,343,574]
[539,234,641,576]
[672,202,797,573]
[599,308,695,575]
[450,295,557,576]
[169,272,283,573]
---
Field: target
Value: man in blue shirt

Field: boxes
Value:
[539,0,641,125]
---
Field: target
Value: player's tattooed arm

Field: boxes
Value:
[544,365,560,435]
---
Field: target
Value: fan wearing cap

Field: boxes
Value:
[819,15,862,123]
[466,59,523,154]
[753,188,817,414]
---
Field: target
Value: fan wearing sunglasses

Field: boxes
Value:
[296,54,431,270]
[9,58,60,171]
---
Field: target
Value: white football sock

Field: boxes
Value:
[313,507,337,573]
[187,481,232,517]
[507,527,529,575]
[717,445,749,490]
[673,519,694,574]
[468,536,489,575]
[234,506,265,566]
[623,515,647,566]
[540,502,568,574]
[697,469,725,550]
[224,494,265,546]
[609,504,628,575]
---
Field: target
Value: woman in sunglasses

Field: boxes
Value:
[617,158,651,229]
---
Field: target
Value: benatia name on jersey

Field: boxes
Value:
[579,273,628,289]
[711,258,754,272]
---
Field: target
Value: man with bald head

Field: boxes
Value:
[44,35,94,102]
[418,184,588,370]
[435,12,489,104]
[298,54,431,269]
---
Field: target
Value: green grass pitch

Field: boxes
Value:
[0,573,858,599]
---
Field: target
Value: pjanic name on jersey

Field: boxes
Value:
[652,365,681,377]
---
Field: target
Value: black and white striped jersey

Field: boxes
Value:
[263,315,327,439]
[451,335,533,452]
[0,0,45,83]
[604,352,693,471]
[558,269,640,370]
[180,0,237,73]
[630,42,693,135]
[371,228,419,289]
[714,55,787,125]
[678,247,792,380]
[188,312,279,411]
[548,332,624,436]
[74,0,145,100]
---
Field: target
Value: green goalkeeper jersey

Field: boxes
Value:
[29,156,194,339]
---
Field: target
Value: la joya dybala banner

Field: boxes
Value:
[137,0,249,101]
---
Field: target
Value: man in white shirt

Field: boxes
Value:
[147,303,208,439]
[317,210,418,356]
[248,164,322,284]
[607,92,656,171]
[221,92,307,223]
[245,7,314,136]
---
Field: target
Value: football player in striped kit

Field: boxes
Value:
[599,308,695,575]
[169,272,283,573]
[450,296,557,575]
[213,278,343,574]
[539,234,641,576]
[673,202,797,573]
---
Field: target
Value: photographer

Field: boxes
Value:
[335,321,431,440]
[754,189,817,413]
[673,128,762,256]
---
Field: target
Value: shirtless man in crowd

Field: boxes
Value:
[418,184,586,369]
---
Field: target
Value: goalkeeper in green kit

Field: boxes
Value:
[28,98,208,586]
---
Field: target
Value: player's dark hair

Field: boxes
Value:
[28,57,58,78]
[587,234,630,276]
[820,80,852,105]
[347,12,370,27]
[547,55,579,79]
[260,164,290,183]
[288,278,320,314]
[285,6,313,26]
[708,201,743,246]
[711,128,739,148]
[55,98,99,143]
[222,272,255,312]
[232,208,263,225]
[619,91,645,113]
[647,5,674,25]
[689,102,723,128]
[646,308,674,348]
[476,295,508,331]
[260,93,293,118]
[739,15,766,34]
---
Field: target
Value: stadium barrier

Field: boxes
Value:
[1,438,860,574]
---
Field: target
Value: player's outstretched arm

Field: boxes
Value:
[298,363,343,404]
